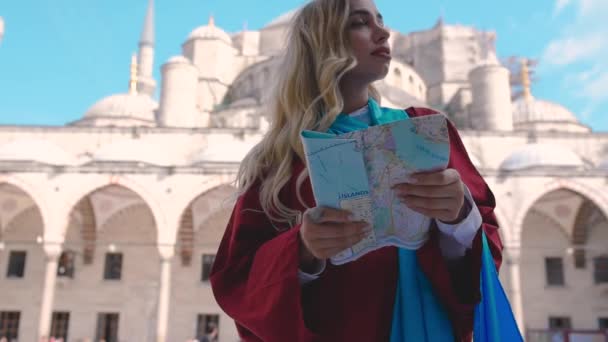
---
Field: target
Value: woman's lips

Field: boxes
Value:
[371,47,391,59]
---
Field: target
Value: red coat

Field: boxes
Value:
[210,107,503,342]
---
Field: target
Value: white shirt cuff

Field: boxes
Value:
[298,259,326,285]
[435,185,482,252]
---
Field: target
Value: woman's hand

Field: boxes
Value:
[393,168,469,224]
[299,206,370,270]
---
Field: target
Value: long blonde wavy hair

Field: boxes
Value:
[237,0,380,228]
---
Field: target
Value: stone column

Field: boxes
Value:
[38,243,62,340]
[156,245,175,342]
[506,245,525,334]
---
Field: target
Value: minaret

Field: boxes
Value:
[137,0,156,96]
[129,53,139,95]
[468,51,513,131]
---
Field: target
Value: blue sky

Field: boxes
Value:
[0,0,606,131]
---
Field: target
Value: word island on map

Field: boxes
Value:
[301,113,450,265]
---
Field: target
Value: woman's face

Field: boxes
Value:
[344,0,391,84]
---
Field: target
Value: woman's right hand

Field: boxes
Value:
[299,206,371,269]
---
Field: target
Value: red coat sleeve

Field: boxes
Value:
[407,107,504,341]
[209,182,319,342]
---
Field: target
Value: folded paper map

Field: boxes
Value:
[300,113,450,264]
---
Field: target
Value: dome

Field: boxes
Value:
[81,93,158,125]
[513,98,579,124]
[264,9,298,28]
[0,139,82,165]
[598,159,608,171]
[499,143,585,171]
[92,138,185,166]
[187,22,232,44]
[166,55,191,64]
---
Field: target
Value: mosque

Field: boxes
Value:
[0,1,607,341]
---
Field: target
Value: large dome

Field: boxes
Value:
[79,93,158,126]
[499,143,585,171]
[187,21,232,44]
[513,98,578,123]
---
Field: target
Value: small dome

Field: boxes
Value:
[166,55,191,64]
[187,22,232,44]
[0,139,82,165]
[500,143,585,171]
[598,160,608,171]
[92,138,184,166]
[191,136,259,164]
[264,9,298,28]
[513,98,579,124]
[82,93,158,125]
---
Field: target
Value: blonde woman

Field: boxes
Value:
[210,0,503,341]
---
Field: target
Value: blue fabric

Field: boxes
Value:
[327,98,522,341]
[474,233,524,342]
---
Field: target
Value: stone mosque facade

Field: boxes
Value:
[0,1,607,341]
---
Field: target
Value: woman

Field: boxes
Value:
[210,0,503,341]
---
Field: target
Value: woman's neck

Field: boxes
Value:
[340,81,369,114]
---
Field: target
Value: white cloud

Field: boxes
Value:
[584,72,608,101]
[579,0,608,16]
[542,34,603,66]
[554,0,573,15]
[544,0,608,116]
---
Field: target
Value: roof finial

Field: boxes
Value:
[520,58,532,102]
[209,14,215,27]
[139,0,154,47]
[129,53,138,95]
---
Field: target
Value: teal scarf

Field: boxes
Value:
[328,98,522,342]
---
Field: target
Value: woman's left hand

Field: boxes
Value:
[393,168,468,224]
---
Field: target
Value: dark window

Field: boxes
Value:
[196,314,219,342]
[57,251,75,278]
[7,251,26,278]
[50,311,70,340]
[103,253,122,280]
[201,254,216,282]
[594,256,608,284]
[545,257,565,286]
[549,316,571,330]
[96,313,119,342]
[573,249,586,269]
[0,311,20,340]
[599,317,608,330]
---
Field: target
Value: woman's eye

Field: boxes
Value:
[350,19,367,27]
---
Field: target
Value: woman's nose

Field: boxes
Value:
[374,24,390,43]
